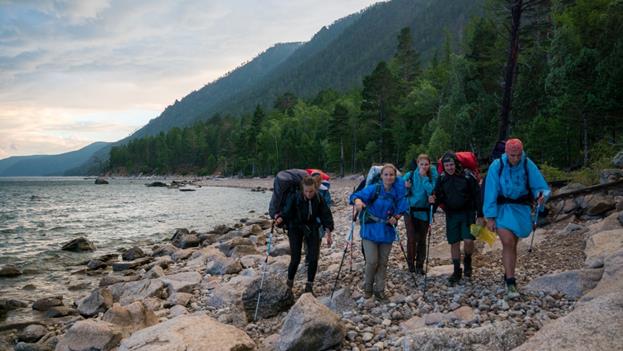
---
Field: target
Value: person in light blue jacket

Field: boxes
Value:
[350,163,408,300]
[483,138,550,299]
[403,154,438,274]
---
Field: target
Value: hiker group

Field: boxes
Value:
[265,138,550,306]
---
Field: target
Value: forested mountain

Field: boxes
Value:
[128,0,483,139]
[109,0,623,183]
[0,142,110,176]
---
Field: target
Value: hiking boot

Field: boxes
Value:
[304,282,314,295]
[505,283,520,300]
[448,268,462,284]
[364,290,373,299]
[374,290,387,301]
[464,261,472,279]
[415,265,425,275]
[408,262,416,273]
[286,279,294,289]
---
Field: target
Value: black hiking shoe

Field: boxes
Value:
[415,265,425,275]
[286,279,294,289]
[463,254,472,278]
[304,282,314,295]
[408,262,416,273]
[448,268,462,284]
[374,290,387,302]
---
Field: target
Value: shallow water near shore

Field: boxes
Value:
[0,177,270,319]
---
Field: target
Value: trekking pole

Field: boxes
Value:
[394,224,418,287]
[253,221,274,321]
[349,207,355,274]
[528,193,543,253]
[423,204,434,291]
[331,207,357,300]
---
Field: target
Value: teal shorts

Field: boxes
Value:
[446,211,476,244]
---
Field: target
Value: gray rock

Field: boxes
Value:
[146,181,167,187]
[277,293,344,351]
[320,287,356,313]
[585,194,616,216]
[17,324,48,343]
[613,151,623,168]
[0,298,27,314]
[210,224,235,235]
[99,274,140,287]
[108,279,166,305]
[77,288,113,317]
[230,245,259,258]
[165,292,193,308]
[143,265,165,279]
[0,264,22,277]
[32,296,63,311]
[122,246,145,261]
[242,275,294,321]
[600,169,623,184]
[584,229,623,267]
[14,342,52,351]
[269,242,291,257]
[151,243,177,257]
[118,313,256,351]
[95,177,109,184]
[112,257,153,272]
[45,306,76,318]
[171,228,200,249]
[160,271,202,293]
[515,253,623,350]
[525,269,603,299]
[560,223,589,236]
[555,183,586,196]
[86,259,107,270]
[168,305,188,318]
[198,233,218,246]
[620,211,623,226]
[61,237,95,252]
[402,321,524,351]
[55,320,122,351]
[206,256,243,275]
[102,301,158,336]
[588,211,623,234]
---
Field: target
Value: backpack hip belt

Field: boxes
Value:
[496,194,532,206]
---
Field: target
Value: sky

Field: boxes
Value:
[0,0,381,160]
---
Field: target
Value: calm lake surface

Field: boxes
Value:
[0,177,270,308]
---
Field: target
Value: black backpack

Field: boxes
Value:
[268,169,308,220]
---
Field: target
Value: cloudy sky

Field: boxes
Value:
[0,0,380,159]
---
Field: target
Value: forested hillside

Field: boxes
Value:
[109,0,622,182]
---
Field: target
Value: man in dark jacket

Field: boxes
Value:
[431,152,483,284]
[276,176,334,295]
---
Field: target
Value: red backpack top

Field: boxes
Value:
[437,151,480,180]
[306,168,330,181]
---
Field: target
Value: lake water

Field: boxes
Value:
[0,177,270,309]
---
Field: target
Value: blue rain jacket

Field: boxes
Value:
[403,167,438,221]
[349,178,408,244]
[483,153,551,238]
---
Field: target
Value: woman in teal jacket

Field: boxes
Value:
[403,154,438,274]
[350,164,408,300]
[484,138,550,299]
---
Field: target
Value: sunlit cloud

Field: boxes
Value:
[0,0,381,159]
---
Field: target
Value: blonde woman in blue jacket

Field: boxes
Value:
[350,164,408,300]
[403,154,438,274]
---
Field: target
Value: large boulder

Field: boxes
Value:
[319,287,356,314]
[171,228,200,249]
[516,247,623,351]
[61,237,95,252]
[160,271,202,294]
[584,194,616,216]
[524,269,603,299]
[102,301,158,336]
[108,279,166,305]
[0,298,27,314]
[209,224,235,235]
[242,275,294,321]
[77,288,113,317]
[402,321,524,351]
[600,169,623,184]
[99,274,140,287]
[151,243,177,257]
[118,313,256,351]
[95,177,109,185]
[584,229,623,268]
[122,246,146,261]
[0,264,22,277]
[588,211,623,234]
[55,320,122,351]
[277,293,344,351]
[269,242,291,257]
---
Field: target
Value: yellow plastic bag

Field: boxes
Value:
[470,224,497,247]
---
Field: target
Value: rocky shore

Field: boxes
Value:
[1,172,622,350]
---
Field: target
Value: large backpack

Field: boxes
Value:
[437,151,480,181]
[268,169,308,220]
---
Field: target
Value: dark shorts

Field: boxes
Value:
[446,211,476,244]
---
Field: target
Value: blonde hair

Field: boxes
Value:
[380,163,398,176]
